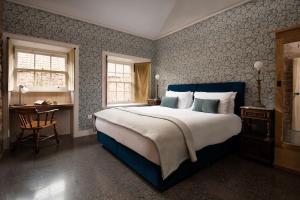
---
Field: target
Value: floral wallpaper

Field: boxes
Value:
[3,0,300,131]
[4,1,154,130]
[0,0,3,153]
[153,0,300,108]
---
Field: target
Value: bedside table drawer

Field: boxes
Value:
[242,109,267,119]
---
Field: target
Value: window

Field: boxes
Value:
[107,61,134,104]
[15,49,68,91]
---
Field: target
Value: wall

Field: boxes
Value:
[4,1,154,130]
[153,0,300,107]
[3,0,300,134]
[0,0,3,154]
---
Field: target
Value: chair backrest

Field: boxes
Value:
[15,107,59,129]
[15,108,38,129]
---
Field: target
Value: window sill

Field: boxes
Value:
[106,103,148,108]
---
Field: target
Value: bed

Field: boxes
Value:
[95,82,245,191]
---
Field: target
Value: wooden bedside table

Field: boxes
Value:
[240,106,275,165]
[147,99,161,106]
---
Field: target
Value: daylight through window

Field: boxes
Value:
[15,50,67,91]
[107,62,133,104]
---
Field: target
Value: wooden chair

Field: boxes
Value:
[13,107,60,153]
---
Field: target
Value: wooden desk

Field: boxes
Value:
[9,104,74,110]
[9,104,74,142]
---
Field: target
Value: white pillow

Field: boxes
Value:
[166,91,193,109]
[193,92,234,114]
[228,92,237,114]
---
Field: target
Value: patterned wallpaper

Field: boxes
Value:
[0,0,3,153]
[4,1,154,130]
[3,0,300,130]
[153,0,300,108]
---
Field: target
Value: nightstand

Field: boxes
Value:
[240,106,275,165]
[147,99,161,106]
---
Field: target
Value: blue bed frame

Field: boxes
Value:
[97,82,245,191]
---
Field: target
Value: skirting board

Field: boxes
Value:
[75,129,96,138]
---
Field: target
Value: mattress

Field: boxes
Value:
[95,106,242,165]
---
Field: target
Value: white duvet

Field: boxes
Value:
[128,106,242,151]
[95,106,242,179]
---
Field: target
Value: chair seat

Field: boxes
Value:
[21,120,56,129]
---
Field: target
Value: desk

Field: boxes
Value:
[9,104,74,142]
[9,104,74,110]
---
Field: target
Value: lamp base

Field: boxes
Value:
[253,101,265,108]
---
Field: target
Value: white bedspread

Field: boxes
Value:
[95,106,242,179]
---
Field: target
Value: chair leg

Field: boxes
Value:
[11,129,24,152]
[34,130,40,154]
[53,124,60,144]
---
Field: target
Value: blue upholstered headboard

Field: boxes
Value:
[167,82,245,115]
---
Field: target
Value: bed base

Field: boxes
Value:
[97,131,240,191]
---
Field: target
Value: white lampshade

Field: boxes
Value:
[19,85,30,94]
[254,61,263,71]
[155,74,160,80]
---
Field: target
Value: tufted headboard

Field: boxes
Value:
[167,82,246,115]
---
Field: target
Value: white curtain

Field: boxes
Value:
[67,48,75,91]
[8,38,14,92]
[292,58,300,131]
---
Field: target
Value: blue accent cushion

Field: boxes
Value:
[161,96,178,108]
[193,99,220,113]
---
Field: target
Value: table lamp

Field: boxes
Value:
[254,61,265,107]
[14,85,29,106]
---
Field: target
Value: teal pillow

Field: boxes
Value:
[193,98,220,113]
[161,97,178,108]
[193,98,204,112]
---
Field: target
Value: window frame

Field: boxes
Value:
[14,47,69,92]
[106,60,134,105]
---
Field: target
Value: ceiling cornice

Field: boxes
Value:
[7,0,252,41]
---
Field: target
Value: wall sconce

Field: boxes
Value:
[254,61,265,107]
[14,85,30,106]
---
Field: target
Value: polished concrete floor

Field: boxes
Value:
[1,135,300,200]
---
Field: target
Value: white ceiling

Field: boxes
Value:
[8,0,250,40]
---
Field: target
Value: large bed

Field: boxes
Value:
[94,82,245,191]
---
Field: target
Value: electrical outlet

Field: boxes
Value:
[88,114,93,119]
